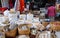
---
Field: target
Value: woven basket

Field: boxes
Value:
[3,25,17,37]
[50,22,60,31]
[18,24,30,35]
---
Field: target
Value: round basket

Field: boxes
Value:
[3,25,17,37]
[18,24,30,35]
[50,22,60,31]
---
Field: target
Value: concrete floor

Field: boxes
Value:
[55,32,60,38]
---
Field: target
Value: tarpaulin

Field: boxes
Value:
[20,0,25,12]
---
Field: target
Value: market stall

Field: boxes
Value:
[0,0,60,38]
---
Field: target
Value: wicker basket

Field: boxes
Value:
[3,25,17,37]
[18,24,30,35]
[50,22,60,31]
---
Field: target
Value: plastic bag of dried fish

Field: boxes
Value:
[9,21,18,30]
[3,21,18,31]
[20,25,28,30]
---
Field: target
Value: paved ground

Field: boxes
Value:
[55,32,60,38]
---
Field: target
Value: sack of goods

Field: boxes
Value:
[15,20,25,25]
[17,35,30,38]
[9,13,18,21]
[27,13,33,21]
[25,20,33,24]
[0,26,3,32]
[0,24,7,32]
[19,14,26,20]
[0,32,5,38]
[0,15,9,23]
[18,24,30,35]
[9,9,18,21]
[33,17,39,22]
[36,31,51,38]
